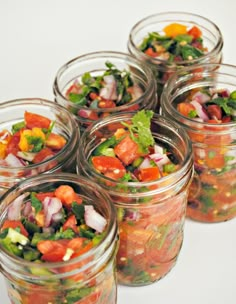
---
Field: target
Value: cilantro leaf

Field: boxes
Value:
[122,110,154,153]
[54,227,75,240]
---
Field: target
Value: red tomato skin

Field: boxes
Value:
[207,104,222,120]
[144,47,158,57]
[114,135,144,165]
[35,191,55,201]
[24,111,51,129]
[91,155,126,179]
[32,147,54,163]
[1,220,29,237]
[6,131,21,156]
[188,25,202,39]
[138,167,161,182]
[62,214,78,233]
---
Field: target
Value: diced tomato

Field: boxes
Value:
[98,100,116,108]
[54,185,82,207]
[66,83,80,97]
[144,47,158,57]
[24,111,51,129]
[89,92,100,100]
[207,105,222,120]
[114,135,144,165]
[22,289,58,304]
[62,214,78,233]
[37,239,69,262]
[124,104,140,111]
[222,116,231,123]
[41,247,67,262]
[138,167,161,181]
[6,131,21,156]
[32,147,54,163]
[188,26,202,39]
[35,191,55,201]
[89,112,99,120]
[45,133,67,150]
[177,102,196,117]
[70,239,93,258]
[91,155,126,180]
[1,220,29,237]
[205,151,225,169]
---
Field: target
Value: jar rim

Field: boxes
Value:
[79,111,193,200]
[53,50,157,113]
[0,173,118,280]
[161,62,236,132]
[0,98,79,170]
[128,11,223,66]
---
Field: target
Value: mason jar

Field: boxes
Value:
[0,173,118,304]
[127,12,223,97]
[161,63,236,222]
[77,112,193,286]
[0,98,79,196]
[53,51,157,131]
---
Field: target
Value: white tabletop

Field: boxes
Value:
[0,1,236,303]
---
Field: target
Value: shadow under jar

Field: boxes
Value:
[53,51,157,132]
[161,63,236,223]
[127,11,223,98]
[77,112,193,286]
[0,98,79,196]
[0,173,118,304]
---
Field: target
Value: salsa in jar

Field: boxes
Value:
[53,51,157,130]
[0,111,67,167]
[78,110,193,285]
[0,173,118,304]
[161,63,236,222]
[0,99,79,195]
[128,12,223,97]
[176,87,236,221]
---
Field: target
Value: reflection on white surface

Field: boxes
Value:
[0,0,236,303]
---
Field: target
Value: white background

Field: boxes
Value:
[0,1,236,303]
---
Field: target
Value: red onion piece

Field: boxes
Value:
[5,153,25,167]
[22,201,33,217]
[139,157,152,169]
[100,75,117,100]
[154,144,164,155]
[132,85,143,100]
[17,151,36,162]
[7,193,29,220]
[42,197,62,227]
[84,205,107,233]
[192,91,210,104]
[149,153,170,168]
[124,210,140,221]
[190,100,209,121]
[78,109,92,118]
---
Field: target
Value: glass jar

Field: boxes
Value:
[161,63,236,223]
[0,98,79,196]
[53,51,157,131]
[0,173,118,304]
[127,12,223,97]
[77,112,193,286]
